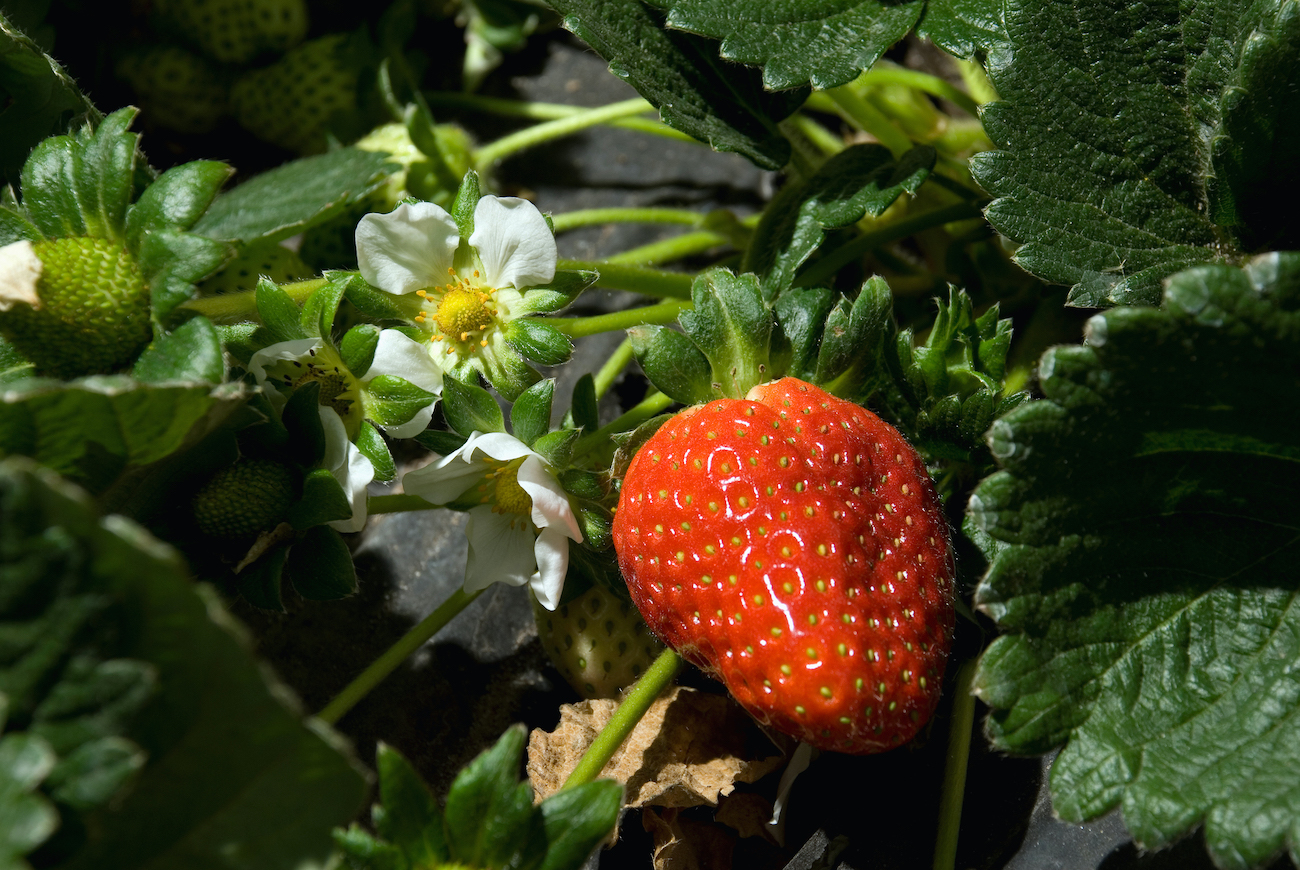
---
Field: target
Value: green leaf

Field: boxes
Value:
[356,421,396,483]
[44,736,146,811]
[550,0,807,170]
[813,275,893,397]
[255,278,309,343]
[915,0,1006,58]
[511,379,555,447]
[569,374,598,433]
[133,317,224,384]
[287,468,353,530]
[0,203,41,245]
[443,725,545,869]
[505,319,574,367]
[1,459,367,868]
[441,375,505,437]
[969,253,1300,869]
[372,743,447,866]
[192,148,395,245]
[340,324,382,376]
[537,780,622,870]
[414,428,468,457]
[656,0,923,90]
[970,0,1295,306]
[0,732,59,863]
[746,144,934,298]
[628,325,713,406]
[0,16,100,191]
[343,278,415,323]
[364,376,439,429]
[125,161,233,250]
[136,228,231,321]
[284,526,357,600]
[679,268,771,398]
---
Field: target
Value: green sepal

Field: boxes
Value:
[237,543,289,612]
[366,375,439,429]
[505,319,573,366]
[568,374,598,434]
[628,325,713,406]
[301,275,350,341]
[285,525,358,600]
[536,780,622,870]
[137,228,232,320]
[558,468,604,502]
[356,421,397,482]
[575,504,613,552]
[218,323,263,369]
[511,379,555,448]
[679,268,772,398]
[372,742,449,866]
[441,374,505,437]
[287,467,353,529]
[414,428,468,457]
[344,277,416,322]
[515,270,599,315]
[45,736,148,811]
[531,429,580,470]
[451,170,481,238]
[133,316,224,384]
[333,825,406,870]
[772,286,838,382]
[813,276,894,398]
[126,160,233,250]
[611,414,673,482]
[281,382,327,468]
[443,725,547,870]
[341,324,382,376]
[0,206,41,245]
[474,343,542,402]
[256,278,309,343]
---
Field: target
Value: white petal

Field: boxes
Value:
[463,506,536,593]
[518,456,582,542]
[365,329,444,439]
[401,450,488,505]
[463,431,534,463]
[320,407,375,533]
[356,202,459,295]
[247,338,324,408]
[529,526,571,610]
[469,196,556,290]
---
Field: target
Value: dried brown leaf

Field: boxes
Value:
[643,807,735,870]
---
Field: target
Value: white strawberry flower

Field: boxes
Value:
[354,196,557,385]
[318,405,375,533]
[401,431,582,610]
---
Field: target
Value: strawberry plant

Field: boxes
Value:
[1,0,1297,868]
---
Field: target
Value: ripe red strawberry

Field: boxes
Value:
[612,378,955,754]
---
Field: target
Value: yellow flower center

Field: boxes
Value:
[267,350,359,421]
[478,458,532,516]
[434,286,495,338]
[414,267,500,356]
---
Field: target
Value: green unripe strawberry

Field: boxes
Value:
[192,459,298,539]
[155,0,309,64]
[0,237,151,379]
[116,45,229,135]
[534,583,665,699]
[229,33,363,155]
[199,239,314,295]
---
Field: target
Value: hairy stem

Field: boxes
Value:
[824,87,913,157]
[551,208,705,233]
[424,91,694,142]
[556,259,693,299]
[475,99,664,173]
[548,300,692,338]
[572,391,675,459]
[183,277,327,323]
[592,339,635,399]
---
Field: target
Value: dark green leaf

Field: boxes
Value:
[659,0,923,90]
[628,325,713,406]
[414,428,468,457]
[287,467,353,529]
[0,335,33,385]
[372,743,447,866]
[125,161,233,249]
[365,375,439,429]
[133,316,224,384]
[569,374,598,433]
[512,379,555,447]
[0,205,41,245]
[970,253,1300,869]
[550,0,807,170]
[21,131,89,240]
[356,421,396,482]
[44,737,146,811]
[443,725,532,867]
[341,325,382,376]
[747,144,933,298]
[285,526,357,600]
[192,148,395,245]
[970,0,1292,306]
[333,825,407,870]
[537,780,622,870]
[441,375,505,437]
[915,0,1006,58]
[505,319,573,367]
[256,278,309,343]
[679,268,771,397]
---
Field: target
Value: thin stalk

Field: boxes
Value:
[368,493,440,514]
[572,391,675,459]
[562,648,683,789]
[787,112,847,157]
[547,300,692,339]
[475,99,663,172]
[183,277,328,323]
[795,201,984,287]
[956,59,999,106]
[604,231,730,267]
[825,87,913,157]
[592,339,635,399]
[862,67,981,117]
[424,91,694,142]
[556,260,693,299]
[550,208,705,234]
[317,587,484,725]
[933,659,978,870]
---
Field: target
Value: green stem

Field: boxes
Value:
[550,208,705,233]
[556,259,693,299]
[933,658,978,870]
[592,339,635,399]
[603,231,730,267]
[955,59,999,106]
[317,587,484,725]
[183,277,328,323]
[548,300,692,338]
[425,91,694,142]
[572,391,675,459]
[825,87,913,158]
[787,112,846,157]
[562,648,683,789]
[795,201,985,288]
[861,66,981,117]
[368,493,440,514]
[475,99,663,173]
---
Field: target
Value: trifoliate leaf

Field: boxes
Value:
[971,0,1298,306]
[654,0,923,91]
[970,252,1300,870]
[549,0,807,170]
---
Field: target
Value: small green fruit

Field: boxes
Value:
[117,45,229,135]
[192,459,298,539]
[156,0,309,64]
[534,583,665,699]
[0,237,151,378]
[199,240,314,295]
